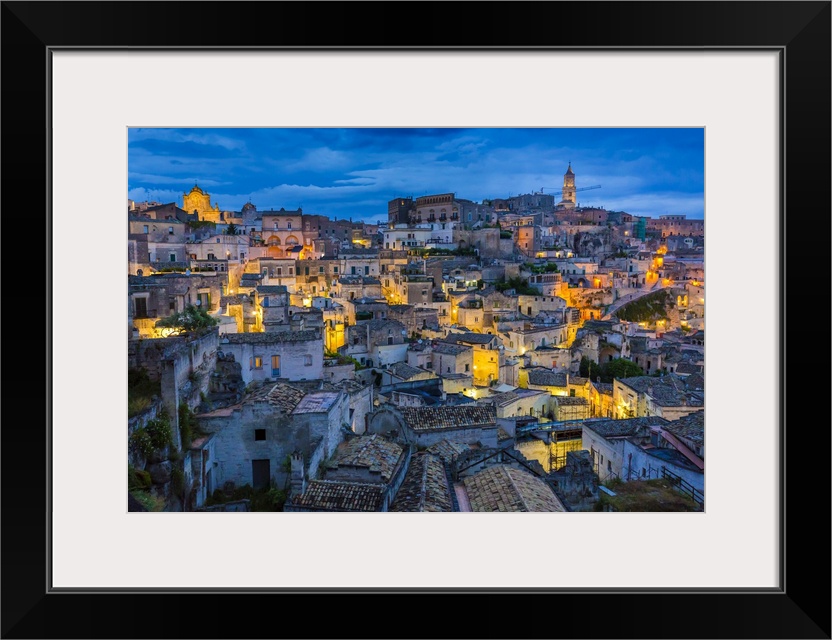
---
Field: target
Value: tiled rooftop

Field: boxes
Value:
[291,391,341,414]
[664,411,704,445]
[245,382,306,413]
[527,369,568,387]
[289,480,385,512]
[220,330,321,345]
[389,452,453,512]
[338,276,381,285]
[400,405,496,432]
[389,362,429,381]
[554,396,589,406]
[425,439,471,464]
[618,374,704,407]
[256,285,288,294]
[444,332,497,345]
[463,465,565,512]
[431,342,470,356]
[490,388,547,408]
[585,416,669,438]
[592,381,614,394]
[328,435,404,483]
[363,319,406,332]
[675,362,703,375]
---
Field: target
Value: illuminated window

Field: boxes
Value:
[271,355,280,376]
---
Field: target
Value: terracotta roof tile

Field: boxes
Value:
[328,435,404,484]
[463,465,565,512]
[390,452,453,512]
[400,405,496,432]
[289,480,385,512]
[527,369,568,387]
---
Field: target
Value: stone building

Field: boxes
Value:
[196,382,349,491]
[462,464,566,512]
[558,163,577,210]
[581,416,670,483]
[128,273,224,338]
[332,275,382,301]
[367,404,498,449]
[182,184,223,221]
[613,373,704,420]
[441,332,504,387]
[261,208,309,259]
[389,451,454,512]
[285,434,411,512]
[217,330,324,386]
[339,319,408,369]
[255,285,290,331]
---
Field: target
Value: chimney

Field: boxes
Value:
[290,451,306,495]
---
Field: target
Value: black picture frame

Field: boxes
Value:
[2,2,829,638]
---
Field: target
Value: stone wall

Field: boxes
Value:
[199,402,298,489]
[346,384,373,435]
[455,228,501,259]
[406,425,499,449]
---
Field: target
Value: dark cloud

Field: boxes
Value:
[128,127,704,222]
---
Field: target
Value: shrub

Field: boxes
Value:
[127,367,160,417]
[128,466,152,491]
[130,490,166,512]
[155,304,219,334]
[130,427,154,459]
[251,488,287,512]
[495,276,538,296]
[128,396,151,418]
[615,290,671,322]
[145,414,173,450]
[130,411,173,458]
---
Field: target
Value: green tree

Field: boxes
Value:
[601,358,644,382]
[225,222,238,235]
[495,276,538,296]
[156,304,219,335]
[579,356,602,380]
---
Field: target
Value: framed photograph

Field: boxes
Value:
[3,1,829,638]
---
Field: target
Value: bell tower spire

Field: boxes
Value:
[560,163,576,209]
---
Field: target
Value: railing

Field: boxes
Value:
[661,467,704,508]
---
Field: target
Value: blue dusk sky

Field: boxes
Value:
[128,128,704,223]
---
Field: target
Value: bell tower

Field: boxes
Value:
[560,163,576,209]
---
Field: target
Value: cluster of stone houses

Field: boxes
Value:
[128,172,704,512]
